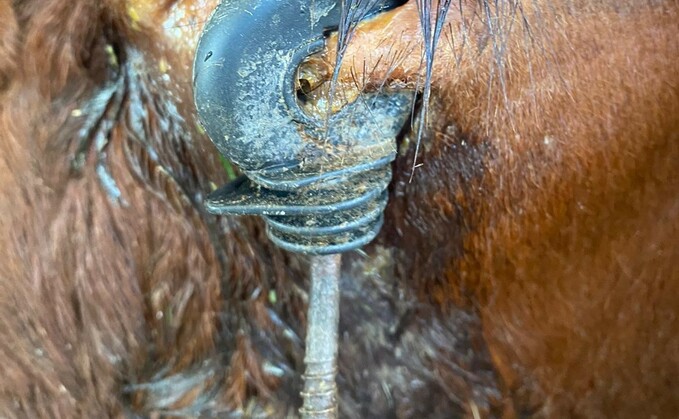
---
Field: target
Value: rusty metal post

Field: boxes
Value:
[300,254,342,418]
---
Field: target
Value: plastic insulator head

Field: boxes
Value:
[203,92,414,254]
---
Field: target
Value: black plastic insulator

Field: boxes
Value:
[206,169,390,254]
[193,0,413,254]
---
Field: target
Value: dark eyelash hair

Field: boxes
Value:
[331,0,453,177]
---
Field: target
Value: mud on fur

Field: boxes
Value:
[1,0,678,418]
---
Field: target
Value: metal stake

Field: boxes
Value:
[300,254,342,419]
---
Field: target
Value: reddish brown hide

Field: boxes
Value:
[0,0,677,418]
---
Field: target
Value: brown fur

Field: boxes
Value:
[0,0,677,417]
[334,1,679,415]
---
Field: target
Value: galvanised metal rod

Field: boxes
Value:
[300,254,342,419]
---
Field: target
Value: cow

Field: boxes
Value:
[1,0,677,417]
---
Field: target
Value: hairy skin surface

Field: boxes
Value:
[0,0,677,417]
